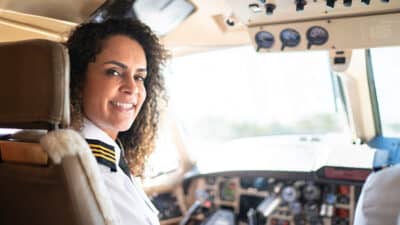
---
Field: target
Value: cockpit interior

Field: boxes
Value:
[0,0,399,225]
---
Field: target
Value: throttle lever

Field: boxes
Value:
[179,190,210,225]
[256,182,283,217]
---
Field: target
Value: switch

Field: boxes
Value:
[361,0,370,5]
[296,0,306,11]
[326,0,336,8]
[334,57,346,64]
[249,3,263,13]
[265,3,276,15]
[343,0,352,7]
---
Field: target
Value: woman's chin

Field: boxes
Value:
[116,121,135,133]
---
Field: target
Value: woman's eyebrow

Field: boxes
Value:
[136,68,147,73]
[103,60,127,69]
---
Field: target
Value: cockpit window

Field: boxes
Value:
[164,46,345,150]
[0,129,20,136]
[370,46,400,136]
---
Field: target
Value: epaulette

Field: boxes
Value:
[86,139,117,172]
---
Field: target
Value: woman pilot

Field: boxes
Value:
[67,18,167,225]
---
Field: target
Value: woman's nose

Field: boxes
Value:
[121,76,139,95]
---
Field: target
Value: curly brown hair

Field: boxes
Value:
[66,19,168,176]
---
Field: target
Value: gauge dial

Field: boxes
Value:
[303,203,320,220]
[306,26,329,49]
[240,177,253,189]
[280,28,301,50]
[255,31,274,50]
[253,177,268,191]
[290,201,303,215]
[303,183,321,201]
[282,186,299,203]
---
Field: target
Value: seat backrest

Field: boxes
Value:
[0,39,114,225]
[0,39,69,129]
[354,165,400,225]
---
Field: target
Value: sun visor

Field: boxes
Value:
[134,0,196,36]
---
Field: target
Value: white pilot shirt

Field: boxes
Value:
[81,118,160,225]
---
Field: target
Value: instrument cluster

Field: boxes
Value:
[189,174,359,225]
[255,26,329,51]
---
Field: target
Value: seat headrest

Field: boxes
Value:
[0,39,70,129]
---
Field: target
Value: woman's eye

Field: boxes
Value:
[106,69,121,77]
[134,75,145,82]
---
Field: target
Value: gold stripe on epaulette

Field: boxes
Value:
[92,153,116,163]
[89,144,115,156]
[91,149,116,159]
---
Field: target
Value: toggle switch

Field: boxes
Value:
[326,0,336,8]
[249,3,263,13]
[265,3,276,15]
[343,0,352,7]
[295,0,307,11]
[361,0,370,5]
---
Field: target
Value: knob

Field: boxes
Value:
[265,3,276,15]
[295,0,306,11]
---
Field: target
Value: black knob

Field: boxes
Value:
[343,0,352,7]
[326,0,336,8]
[296,0,306,11]
[361,0,370,5]
[225,18,235,26]
[265,3,276,15]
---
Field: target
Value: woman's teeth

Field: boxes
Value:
[111,101,134,109]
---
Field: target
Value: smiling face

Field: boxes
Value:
[82,35,147,139]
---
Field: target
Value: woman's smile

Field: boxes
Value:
[110,101,135,110]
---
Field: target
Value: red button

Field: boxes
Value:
[338,185,350,195]
[335,208,349,218]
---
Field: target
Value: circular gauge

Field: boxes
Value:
[255,31,275,49]
[253,177,268,191]
[306,26,329,49]
[303,183,321,201]
[240,177,253,189]
[282,186,299,203]
[303,203,320,219]
[280,28,301,50]
[290,201,303,215]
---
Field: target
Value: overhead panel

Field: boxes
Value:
[226,0,400,52]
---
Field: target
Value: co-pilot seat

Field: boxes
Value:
[0,39,117,225]
[354,164,400,225]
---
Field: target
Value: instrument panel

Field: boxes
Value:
[183,174,360,225]
[226,0,400,52]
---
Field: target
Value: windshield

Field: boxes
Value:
[165,46,344,151]
[370,46,400,137]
